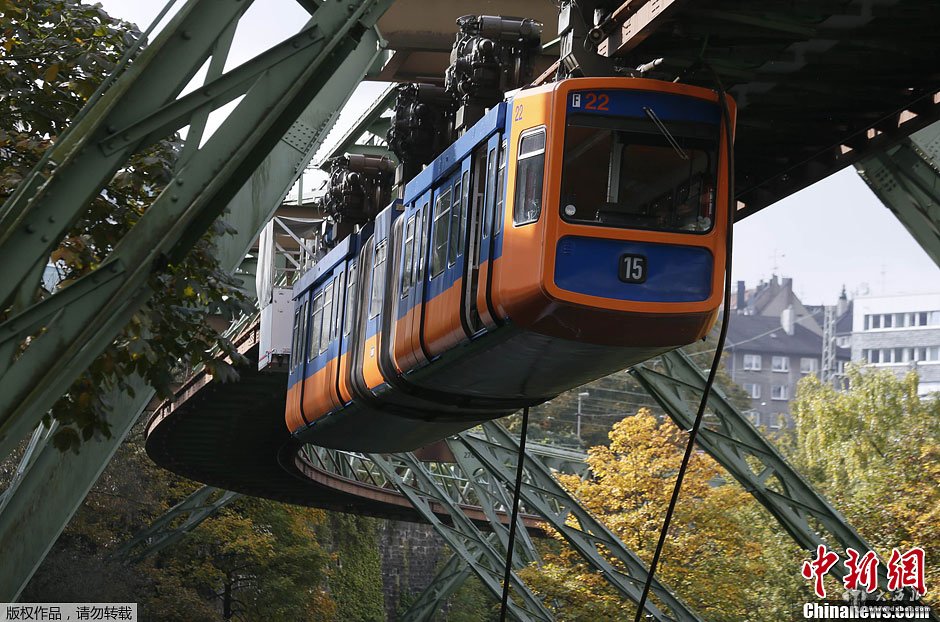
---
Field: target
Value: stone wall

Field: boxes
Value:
[377,519,449,620]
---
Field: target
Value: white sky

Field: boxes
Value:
[96,0,940,306]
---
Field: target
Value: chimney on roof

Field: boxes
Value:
[837,285,848,317]
[736,281,746,313]
[781,305,795,336]
[782,277,793,291]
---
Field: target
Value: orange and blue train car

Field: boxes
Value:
[285,76,736,452]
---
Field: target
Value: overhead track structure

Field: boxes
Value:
[589,0,940,219]
[856,122,940,268]
[0,0,393,600]
[4,0,940,612]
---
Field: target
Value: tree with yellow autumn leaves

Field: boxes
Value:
[522,364,938,620]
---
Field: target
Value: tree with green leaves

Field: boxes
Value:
[791,366,940,603]
[0,0,250,451]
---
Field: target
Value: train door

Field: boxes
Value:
[358,208,392,395]
[474,134,505,329]
[463,143,492,334]
[422,170,466,355]
[301,271,344,418]
[286,293,310,430]
[395,195,431,371]
[337,258,357,404]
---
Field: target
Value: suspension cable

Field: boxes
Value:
[632,66,735,621]
[498,406,530,621]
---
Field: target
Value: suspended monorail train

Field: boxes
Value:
[285,77,735,452]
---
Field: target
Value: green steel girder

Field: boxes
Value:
[0,422,56,516]
[0,0,253,309]
[449,443,540,569]
[632,349,938,617]
[0,375,151,599]
[0,4,390,600]
[113,485,240,563]
[455,423,701,622]
[399,552,476,622]
[856,121,940,268]
[366,452,555,622]
[316,83,398,167]
[0,0,392,461]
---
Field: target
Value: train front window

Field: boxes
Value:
[560,112,719,233]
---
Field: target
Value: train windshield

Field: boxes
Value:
[560,111,719,233]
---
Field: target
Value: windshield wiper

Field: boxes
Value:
[643,106,689,161]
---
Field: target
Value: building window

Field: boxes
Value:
[771,385,788,400]
[772,356,789,372]
[743,383,761,399]
[742,354,761,371]
[800,357,818,374]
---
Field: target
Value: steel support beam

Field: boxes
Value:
[113,486,240,562]
[454,423,701,622]
[856,122,940,268]
[0,376,150,599]
[367,452,554,622]
[0,0,391,462]
[0,1,390,600]
[399,552,476,622]
[633,351,885,587]
[634,353,939,620]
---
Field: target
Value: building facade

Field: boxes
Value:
[851,293,940,395]
[728,277,850,428]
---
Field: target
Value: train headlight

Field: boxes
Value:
[564,204,576,216]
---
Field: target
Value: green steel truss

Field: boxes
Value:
[856,121,940,268]
[633,349,940,621]
[399,551,477,622]
[114,486,240,563]
[0,0,392,600]
[0,0,391,461]
[366,451,555,622]
[453,423,702,622]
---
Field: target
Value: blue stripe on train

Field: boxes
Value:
[554,236,712,302]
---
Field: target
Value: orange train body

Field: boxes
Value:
[285,77,736,452]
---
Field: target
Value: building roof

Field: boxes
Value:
[726,314,850,359]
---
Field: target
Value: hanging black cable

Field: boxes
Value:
[498,406,530,622]
[632,65,735,622]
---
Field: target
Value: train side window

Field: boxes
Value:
[319,281,334,354]
[370,241,387,318]
[344,262,357,337]
[495,140,507,233]
[484,148,496,239]
[290,307,301,369]
[401,215,416,297]
[430,189,451,277]
[448,179,462,266]
[416,203,428,284]
[460,170,470,254]
[514,128,545,225]
[307,293,323,361]
[332,272,344,341]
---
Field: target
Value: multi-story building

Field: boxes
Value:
[851,293,940,395]
[727,276,851,428]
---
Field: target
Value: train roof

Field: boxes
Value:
[402,102,507,205]
[292,223,372,299]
